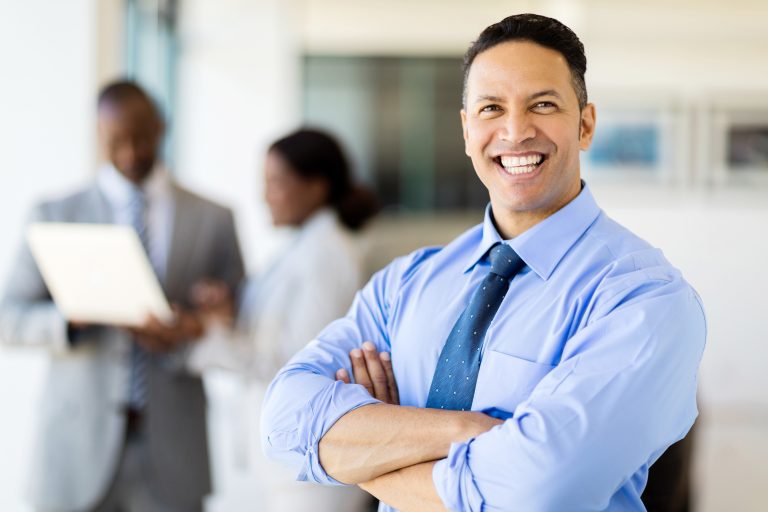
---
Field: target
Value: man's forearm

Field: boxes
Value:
[318,402,501,484]
[360,461,446,512]
[0,300,70,352]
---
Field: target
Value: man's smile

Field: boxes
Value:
[492,152,547,178]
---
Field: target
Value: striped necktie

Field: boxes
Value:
[128,188,150,410]
[425,243,525,411]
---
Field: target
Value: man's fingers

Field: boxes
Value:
[349,349,374,396]
[336,368,351,384]
[191,280,231,309]
[176,309,204,340]
[362,341,390,402]
[135,335,167,353]
[138,316,170,341]
[379,351,399,405]
[138,310,196,347]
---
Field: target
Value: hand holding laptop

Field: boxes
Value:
[28,222,204,350]
[127,305,204,353]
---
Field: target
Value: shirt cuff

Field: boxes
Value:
[433,440,484,512]
[265,378,381,485]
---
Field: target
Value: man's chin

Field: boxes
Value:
[117,166,153,184]
[490,188,549,215]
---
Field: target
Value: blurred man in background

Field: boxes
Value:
[0,80,244,511]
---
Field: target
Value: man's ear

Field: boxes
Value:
[460,109,469,156]
[579,103,596,151]
[156,117,166,139]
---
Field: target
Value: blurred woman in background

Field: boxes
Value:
[191,128,379,512]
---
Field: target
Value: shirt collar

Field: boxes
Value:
[463,181,601,280]
[97,163,170,209]
[302,207,338,235]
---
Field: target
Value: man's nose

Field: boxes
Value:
[499,111,536,144]
[118,144,138,165]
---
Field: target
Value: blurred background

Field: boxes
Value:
[1,0,767,510]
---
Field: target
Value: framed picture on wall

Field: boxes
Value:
[705,103,768,187]
[581,95,687,186]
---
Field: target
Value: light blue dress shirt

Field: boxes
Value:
[261,183,706,511]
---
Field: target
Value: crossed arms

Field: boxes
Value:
[322,342,501,511]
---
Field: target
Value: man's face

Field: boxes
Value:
[98,98,163,184]
[461,40,596,234]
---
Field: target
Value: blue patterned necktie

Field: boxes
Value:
[425,243,525,411]
[128,188,150,410]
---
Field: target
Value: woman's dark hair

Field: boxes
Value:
[462,13,588,110]
[269,128,380,230]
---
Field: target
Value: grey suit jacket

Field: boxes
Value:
[0,181,245,511]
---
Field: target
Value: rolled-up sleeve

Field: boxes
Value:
[262,370,380,484]
[261,249,434,484]
[433,274,706,511]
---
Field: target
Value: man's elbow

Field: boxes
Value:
[260,402,344,485]
[260,376,289,452]
[259,369,316,468]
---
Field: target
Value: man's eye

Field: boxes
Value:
[480,104,501,114]
[532,102,557,111]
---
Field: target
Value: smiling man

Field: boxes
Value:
[262,14,705,511]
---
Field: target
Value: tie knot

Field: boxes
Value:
[488,243,525,279]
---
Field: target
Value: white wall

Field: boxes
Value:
[0,0,122,508]
[174,0,302,272]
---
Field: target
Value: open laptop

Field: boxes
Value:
[27,222,173,327]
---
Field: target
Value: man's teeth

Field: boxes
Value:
[500,154,543,167]
[499,154,544,175]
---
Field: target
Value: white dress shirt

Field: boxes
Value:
[242,207,363,379]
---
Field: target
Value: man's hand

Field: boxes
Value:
[336,341,399,405]
[190,279,236,326]
[126,305,203,353]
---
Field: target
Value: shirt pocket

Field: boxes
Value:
[471,350,556,415]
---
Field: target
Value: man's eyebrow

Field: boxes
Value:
[527,90,563,101]
[473,94,504,105]
[473,90,564,105]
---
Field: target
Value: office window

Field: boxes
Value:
[303,56,487,212]
[125,0,178,165]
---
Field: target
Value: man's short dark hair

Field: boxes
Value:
[462,13,588,110]
[97,79,158,114]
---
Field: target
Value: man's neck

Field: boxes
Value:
[490,182,582,239]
